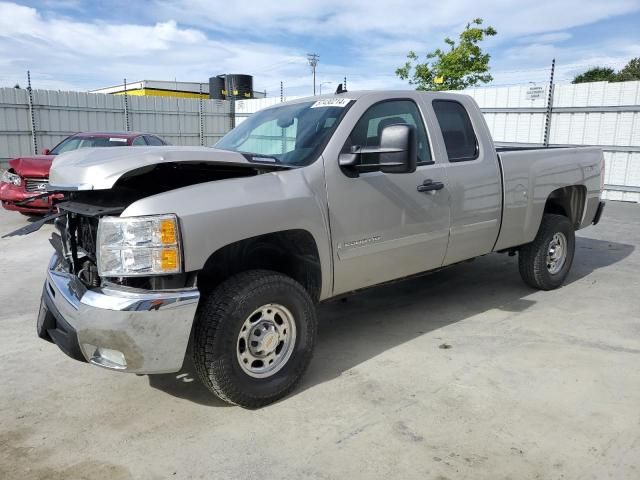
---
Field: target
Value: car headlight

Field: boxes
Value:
[97,214,182,277]
[1,171,21,186]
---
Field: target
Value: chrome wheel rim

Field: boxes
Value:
[546,232,568,274]
[236,304,296,378]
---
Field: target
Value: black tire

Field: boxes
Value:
[518,214,575,290]
[193,270,317,408]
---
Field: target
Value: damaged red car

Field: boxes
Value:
[0,131,168,215]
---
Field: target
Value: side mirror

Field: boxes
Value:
[379,124,417,174]
[339,124,417,175]
[41,148,50,155]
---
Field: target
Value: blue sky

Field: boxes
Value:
[1,0,639,96]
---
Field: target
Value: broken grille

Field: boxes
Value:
[24,178,49,193]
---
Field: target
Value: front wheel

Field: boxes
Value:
[193,270,317,408]
[518,214,575,290]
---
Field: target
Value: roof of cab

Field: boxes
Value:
[264,90,470,109]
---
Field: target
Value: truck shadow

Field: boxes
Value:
[148,356,232,407]
[148,235,633,407]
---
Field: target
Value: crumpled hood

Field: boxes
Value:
[49,146,281,190]
[8,155,55,178]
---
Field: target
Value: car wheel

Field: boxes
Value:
[518,214,575,290]
[193,269,317,408]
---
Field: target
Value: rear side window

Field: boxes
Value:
[132,136,146,146]
[145,135,165,146]
[432,100,478,162]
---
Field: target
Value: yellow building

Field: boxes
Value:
[91,79,267,100]
[91,80,210,99]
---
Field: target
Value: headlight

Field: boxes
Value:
[97,214,182,277]
[1,171,21,186]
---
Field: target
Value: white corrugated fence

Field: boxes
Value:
[463,81,640,202]
[0,87,231,161]
[2,81,639,202]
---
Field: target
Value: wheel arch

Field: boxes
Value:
[544,185,587,229]
[197,229,322,302]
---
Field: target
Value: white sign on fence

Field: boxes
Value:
[526,85,545,101]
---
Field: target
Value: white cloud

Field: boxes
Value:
[0,0,638,96]
[0,1,309,94]
[150,0,640,92]
[519,32,573,44]
[153,0,639,39]
[491,39,635,86]
[0,3,205,55]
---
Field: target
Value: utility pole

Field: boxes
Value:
[543,58,556,148]
[307,53,319,95]
[344,76,347,91]
[198,82,204,146]
[26,70,37,155]
[123,78,130,132]
[280,81,284,102]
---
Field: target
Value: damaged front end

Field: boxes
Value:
[47,159,275,289]
[35,185,202,373]
[8,151,291,373]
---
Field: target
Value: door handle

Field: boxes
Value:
[417,179,444,193]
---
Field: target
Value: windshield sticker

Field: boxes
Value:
[310,98,352,108]
[109,137,128,142]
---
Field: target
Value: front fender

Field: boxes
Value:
[121,161,333,299]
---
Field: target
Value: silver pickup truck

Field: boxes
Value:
[32,90,605,407]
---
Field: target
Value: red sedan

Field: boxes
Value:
[1,132,168,215]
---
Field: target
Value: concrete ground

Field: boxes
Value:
[0,202,639,480]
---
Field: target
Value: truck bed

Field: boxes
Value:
[493,146,604,251]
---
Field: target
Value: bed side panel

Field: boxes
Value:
[494,147,602,251]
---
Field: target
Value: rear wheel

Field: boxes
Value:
[193,270,317,408]
[518,214,575,290]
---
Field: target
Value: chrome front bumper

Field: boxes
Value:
[39,255,200,374]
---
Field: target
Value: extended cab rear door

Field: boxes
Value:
[323,93,451,295]
[420,95,502,265]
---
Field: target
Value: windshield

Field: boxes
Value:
[215,99,351,166]
[50,136,130,154]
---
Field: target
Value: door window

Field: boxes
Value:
[132,136,146,146]
[345,100,432,169]
[432,100,478,161]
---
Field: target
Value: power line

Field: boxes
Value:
[253,58,304,76]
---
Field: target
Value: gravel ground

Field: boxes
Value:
[0,201,639,480]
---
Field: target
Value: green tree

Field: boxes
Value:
[572,67,618,84]
[617,57,640,81]
[572,58,640,83]
[396,18,497,91]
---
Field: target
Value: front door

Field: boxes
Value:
[324,98,451,295]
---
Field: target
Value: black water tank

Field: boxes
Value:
[209,74,254,100]
[224,74,254,99]
[209,75,225,100]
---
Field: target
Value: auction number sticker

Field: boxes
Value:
[310,98,352,108]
